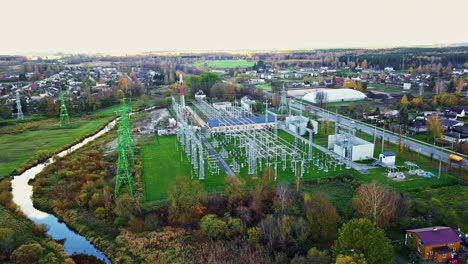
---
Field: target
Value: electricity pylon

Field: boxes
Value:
[16,91,24,120]
[59,88,70,127]
[278,84,288,114]
[115,98,135,197]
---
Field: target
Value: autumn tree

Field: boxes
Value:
[275,182,294,212]
[336,254,368,264]
[168,175,207,225]
[456,76,466,96]
[361,59,368,69]
[334,218,394,264]
[352,182,400,227]
[400,95,409,105]
[304,192,341,244]
[224,177,247,208]
[427,115,443,140]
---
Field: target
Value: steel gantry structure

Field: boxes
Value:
[192,97,316,179]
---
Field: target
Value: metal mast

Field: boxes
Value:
[115,98,135,197]
[16,91,24,120]
[59,88,70,127]
[278,84,288,114]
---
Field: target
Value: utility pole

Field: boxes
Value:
[16,91,24,120]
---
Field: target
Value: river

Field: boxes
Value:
[11,119,117,264]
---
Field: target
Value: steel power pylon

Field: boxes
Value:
[16,91,24,120]
[59,88,70,127]
[114,98,135,197]
[277,84,288,114]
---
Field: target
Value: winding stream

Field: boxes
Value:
[11,119,117,264]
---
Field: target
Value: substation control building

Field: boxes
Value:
[328,134,374,161]
[285,116,318,136]
[207,115,276,133]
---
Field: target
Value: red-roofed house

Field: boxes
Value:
[406,226,462,261]
[31,84,39,89]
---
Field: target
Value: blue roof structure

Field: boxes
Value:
[207,115,275,128]
[382,152,396,157]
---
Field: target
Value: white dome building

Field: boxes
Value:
[302,88,367,104]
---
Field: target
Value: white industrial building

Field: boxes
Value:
[285,116,318,136]
[379,152,396,166]
[212,102,232,111]
[240,95,256,112]
[301,88,367,104]
[328,134,374,161]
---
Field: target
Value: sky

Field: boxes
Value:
[2,0,468,55]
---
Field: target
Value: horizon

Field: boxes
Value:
[2,0,468,56]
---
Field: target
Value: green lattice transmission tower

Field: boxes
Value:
[59,88,70,127]
[115,98,135,197]
[278,84,288,115]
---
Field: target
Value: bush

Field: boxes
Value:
[11,243,43,264]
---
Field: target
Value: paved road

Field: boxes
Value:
[201,138,235,177]
[291,101,468,169]
[280,128,375,174]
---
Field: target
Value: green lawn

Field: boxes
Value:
[192,60,255,69]
[141,136,226,202]
[255,83,273,91]
[368,82,434,97]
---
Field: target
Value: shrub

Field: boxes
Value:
[11,243,43,264]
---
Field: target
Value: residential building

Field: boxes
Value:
[406,227,462,262]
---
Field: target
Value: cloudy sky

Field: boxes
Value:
[2,0,468,55]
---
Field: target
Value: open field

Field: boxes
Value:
[0,116,112,178]
[192,60,254,69]
[368,82,434,97]
[141,136,226,202]
[254,83,273,91]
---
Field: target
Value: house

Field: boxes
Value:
[406,226,462,262]
[441,119,464,131]
[447,108,465,118]
[408,121,427,133]
[443,132,468,143]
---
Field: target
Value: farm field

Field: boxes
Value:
[0,115,113,178]
[192,60,255,69]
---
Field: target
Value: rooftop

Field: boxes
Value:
[407,226,462,246]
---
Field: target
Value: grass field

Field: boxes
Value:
[0,116,112,178]
[254,83,273,91]
[192,60,255,69]
[141,136,226,202]
[368,82,434,97]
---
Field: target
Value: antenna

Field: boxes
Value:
[16,91,24,120]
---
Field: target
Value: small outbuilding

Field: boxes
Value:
[379,152,396,166]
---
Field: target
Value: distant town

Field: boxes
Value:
[0,47,467,264]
